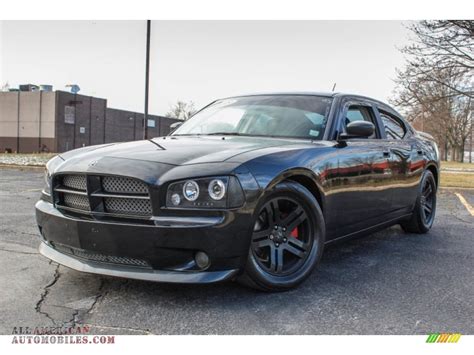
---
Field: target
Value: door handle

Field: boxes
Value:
[382,150,390,157]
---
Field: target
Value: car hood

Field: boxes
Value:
[59,136,314,166]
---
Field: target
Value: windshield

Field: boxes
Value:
[172,95,333,140]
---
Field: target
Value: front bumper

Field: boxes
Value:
[39,242,238,283]
[36,200,253,283]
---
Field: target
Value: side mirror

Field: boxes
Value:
[339,121,374,140]
[169,121,183,133]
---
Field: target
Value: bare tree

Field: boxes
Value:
[392,66,472,161]
[166,100,197,121]
[392,21,473,162]
[402,21,474,99]
[1,82,10,92]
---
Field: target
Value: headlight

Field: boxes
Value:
[208,179,226,200]
[183,180,200,201]
[166,176,244,209]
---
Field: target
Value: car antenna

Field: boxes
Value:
[331,83,337,92]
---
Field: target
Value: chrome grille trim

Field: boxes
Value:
[55,188,87,196]
[91,192,149,200]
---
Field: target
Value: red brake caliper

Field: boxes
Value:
[290,227,299,239]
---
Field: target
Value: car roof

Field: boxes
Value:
[222,91,401,117]
[224,91,337,99]
[225,91,385,104]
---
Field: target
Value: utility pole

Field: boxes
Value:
[143,20,151,140]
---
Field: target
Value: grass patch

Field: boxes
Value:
[441,161,474,170]
[440,172,474,188]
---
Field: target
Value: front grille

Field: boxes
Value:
[63,193,90,211]
[53,243,150,268]
[104,197,152,216]
[63,175,87,191]
[54,174,152,218]
[102,176,148,194]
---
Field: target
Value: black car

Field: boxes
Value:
[36,93,439,291]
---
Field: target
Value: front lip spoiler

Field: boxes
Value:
[39,242,239,284]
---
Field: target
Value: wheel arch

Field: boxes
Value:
[264,168,326,213]
[425,163,439,187]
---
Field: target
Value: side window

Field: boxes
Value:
[342,105,378,138]
[380,112,405,139]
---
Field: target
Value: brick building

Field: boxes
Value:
[0,90,179,153]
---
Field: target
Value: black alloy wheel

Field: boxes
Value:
[420,175,435,225]
[251,197,312,275]
[239,181,325,291]
[400,169,437,234]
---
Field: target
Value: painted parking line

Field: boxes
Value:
[454,192,474,216]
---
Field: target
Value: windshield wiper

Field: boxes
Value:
[205,132,244,136]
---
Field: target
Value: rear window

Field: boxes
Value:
[380,112,405,139]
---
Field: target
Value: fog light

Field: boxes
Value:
[171,193,181,206]
[195,251,210,269]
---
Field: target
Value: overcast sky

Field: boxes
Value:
[0,21,411,115]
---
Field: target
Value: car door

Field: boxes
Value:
[377,108,420,215]
[330,100,394,237]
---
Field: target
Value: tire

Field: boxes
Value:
[238,181,325,292]
[400,169,437,234]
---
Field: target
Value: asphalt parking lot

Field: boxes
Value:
[0,167,473,335]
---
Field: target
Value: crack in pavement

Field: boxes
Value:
[62,277,108,329]
[83,323,152,335]
[0,247,38,255]
[1,228,38,237]
[63,310,80,329]
[35,262,61,326]
[441,212,472,224]
[31,253,110,329]
[89,278,108,312]
[0,239,42,252]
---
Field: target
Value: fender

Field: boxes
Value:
[254,167,326,214]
